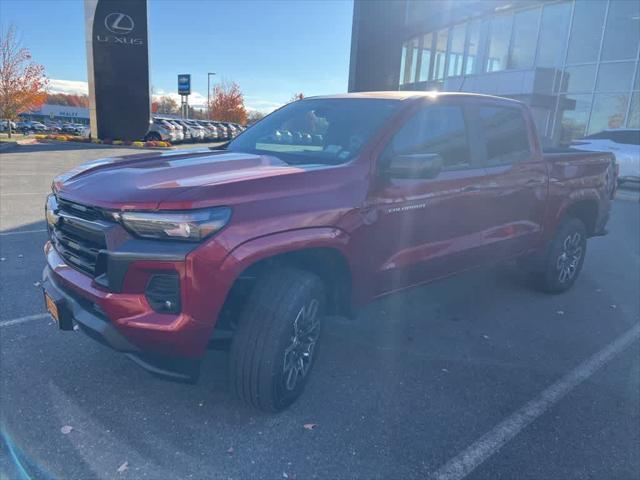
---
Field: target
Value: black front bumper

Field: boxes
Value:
[42,266,201,383]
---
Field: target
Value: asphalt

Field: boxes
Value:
[1,143,638,480]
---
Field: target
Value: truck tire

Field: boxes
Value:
[536,217,587,294]
[230,267,325,412]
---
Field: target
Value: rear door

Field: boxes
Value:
[360,100,494,297]
[470,103,548,258]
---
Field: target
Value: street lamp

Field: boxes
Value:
[207,72,216,120]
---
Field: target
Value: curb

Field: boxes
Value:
[36,139,175,150]
[0,141,18,151]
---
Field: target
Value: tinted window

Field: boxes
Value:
[479,106,531,165]
[389,105,471,170]
[611,130,640,146]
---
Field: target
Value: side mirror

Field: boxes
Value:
[387,153,443,179]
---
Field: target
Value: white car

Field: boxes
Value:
[571,129,640,184]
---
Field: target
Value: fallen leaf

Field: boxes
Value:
[198,401,204,407]
[17,254,24,259]
[60,425,73,434]
[482,334,490,340]
[0,257,6,261]
[556,310,564,315]
[34,281,41,287]
[226,447,234,455]
[73,325,79,331]
[303,423,317,430]
[610,304,617,309]
[117,461,129,473]
[441,368,449,373]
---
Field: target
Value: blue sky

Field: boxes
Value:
[0,0,354,112]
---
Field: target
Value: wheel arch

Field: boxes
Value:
[218,228,354,320]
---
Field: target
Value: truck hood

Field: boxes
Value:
[55,149,318,210]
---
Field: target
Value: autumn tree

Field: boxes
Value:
[156,95,179,115]
[46,93,89,107]
[289,92,304,103]
[0,26,48,137]
[209,81,248,124]
[247,110,266,124]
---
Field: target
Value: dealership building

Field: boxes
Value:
[349,0,639,145]
[20,104,90,125]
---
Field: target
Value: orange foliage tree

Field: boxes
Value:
[0,26,48,137]
[46,93,89,107]
[209,81,247,124]
[289,92,304,103]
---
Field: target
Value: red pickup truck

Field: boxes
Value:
[42,92,616,411]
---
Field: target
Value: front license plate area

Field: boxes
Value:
[44,292,73,330]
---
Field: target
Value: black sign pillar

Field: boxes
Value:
[85,0,150,141]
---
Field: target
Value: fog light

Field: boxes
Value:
[145,273,181,314]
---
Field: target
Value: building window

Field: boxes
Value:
[628,93,639,128]
[596,62,636,92]
[588,93,629,134]
[399,37,420,85]
[561,65,597,93]
[486,14,513,72]
[419,33,433,82]
[559,94,593,142]
[601,0,640,62]
[536,1,572,67]
[465,20,480,75]
[447,24,466,77]
[433,29,448,80]
[509,7,540,69]
[566,0,607,65]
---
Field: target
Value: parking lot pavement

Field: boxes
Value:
[1,143,639,479]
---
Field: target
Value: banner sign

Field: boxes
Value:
[85,0,150,140]
[178,74,191,96]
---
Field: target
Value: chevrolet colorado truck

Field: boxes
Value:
[42,92,616,411]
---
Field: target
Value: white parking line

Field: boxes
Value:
[0,228,47,236]
[0,313,49,328]
[430,322,640,480]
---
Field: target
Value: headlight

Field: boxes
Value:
[119,207,231,242]
[45,194,59,228]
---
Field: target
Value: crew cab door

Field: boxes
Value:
[358,101,492,298]
[469,104,548,257]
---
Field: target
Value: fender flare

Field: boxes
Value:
[218,227,352,284]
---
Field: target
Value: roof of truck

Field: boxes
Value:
[310,91,522,104]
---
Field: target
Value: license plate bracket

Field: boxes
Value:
[43,291,74,330]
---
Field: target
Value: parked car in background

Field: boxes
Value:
[196,121,219,140]
[184,120,206,141]
[571,129,640,184]
[42,92,616,412]
[146,118,173,142]
[0,120,17,132]
[213,122,229,140]
[175,119,200,142]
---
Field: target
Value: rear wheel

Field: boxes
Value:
[230,267,325,412]
[144,132,161,142]
[535,217,587,293]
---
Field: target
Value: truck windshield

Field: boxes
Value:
[227,98,400,164]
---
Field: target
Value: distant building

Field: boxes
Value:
[349,0,640,145]
[20,104,90,124]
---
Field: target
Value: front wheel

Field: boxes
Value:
[536,217,587,294]
[230,267,325,412]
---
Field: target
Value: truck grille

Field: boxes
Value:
[50,198,111,276]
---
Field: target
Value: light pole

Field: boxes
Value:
[207,72,216,120]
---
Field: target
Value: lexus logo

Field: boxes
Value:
[104,13,134,35]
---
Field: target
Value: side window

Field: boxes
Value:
[479,106,531,165]
[389,105,472,170]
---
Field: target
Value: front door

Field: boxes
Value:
[357,102,494,298]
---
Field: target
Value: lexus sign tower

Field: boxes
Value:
[84,0,150,141]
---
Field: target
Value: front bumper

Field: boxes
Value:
[42,263,201,381]
[42,235,231,380]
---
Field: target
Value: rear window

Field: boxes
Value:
[479,106,531,165]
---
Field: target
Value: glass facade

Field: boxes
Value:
[399,0,640,143]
